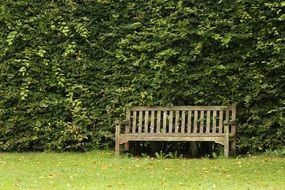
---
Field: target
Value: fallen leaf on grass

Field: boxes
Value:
[47,173,57,179]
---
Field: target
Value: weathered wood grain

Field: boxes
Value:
[150,110,155,133]
[115,119,120,155]
[130,106,228,111]
[126,108,130,134]
[213,110,217,133]
[116,104,237,158]
[194,111,198,133]
[181,111,186,133]
[163,111,167,133]
[175,111,180,133]
[199,110,204,133]
[219,110,223,134]
[144,111,149,133]
[206,110,210,133]
[230,104,237,155]
[157,111,161,133]
[132,111,137,133]
[187,111,192,133]
[138,111,143,133]
[169,111,173,133]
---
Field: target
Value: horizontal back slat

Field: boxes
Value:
[130,106,228,111]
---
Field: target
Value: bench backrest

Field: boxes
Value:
[125,104,236,134]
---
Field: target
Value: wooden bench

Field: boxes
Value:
[115,104,237,158]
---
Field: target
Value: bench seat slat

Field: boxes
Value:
[119,134,231,144]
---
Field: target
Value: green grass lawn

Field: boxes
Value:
[0,151,284,190]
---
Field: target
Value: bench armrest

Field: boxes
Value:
[120,120,129,125]
[115,119,130,134]
[223,120,236,125]
[115,119,129,126]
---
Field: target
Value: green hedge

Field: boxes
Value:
[0,0,284,152]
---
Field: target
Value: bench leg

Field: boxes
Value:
[224,141,229,158]
[115,140,120,155]
[224,125,229,158]
[115,121,120,156]
[125,141,129,152]
[189,142,198,156]
[230,140,236,156]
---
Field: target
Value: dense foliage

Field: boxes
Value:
[0,0,284,152]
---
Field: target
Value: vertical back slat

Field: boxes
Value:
[194,111,198,133]
[181,111,186,133]
[126,108,131,134]
[199,110,204,133]
[163,111,167,133]
[206,110,210,133]
[144,111,149,133]
[219,110,223,133]
[225,108,230,133]
[150,111,155,133]
[231,104,237,134]
[213,111,217,133]
[187,111,192,133]
[175,111,180,133]
[169,111,173,133]
[157,111,161,133]
[132,111,137,133]
[138,111,143,133]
